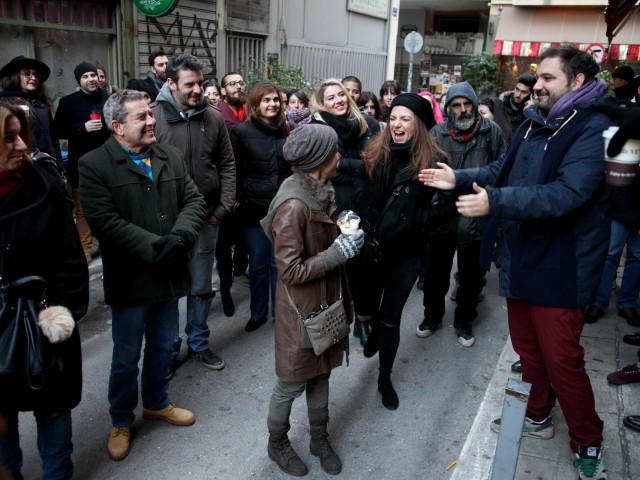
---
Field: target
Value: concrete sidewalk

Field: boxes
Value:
[450,308,640,480]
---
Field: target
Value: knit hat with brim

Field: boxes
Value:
[74,61,98,83]
[0,56,50,83]
[390,93,436,129]
[283,124,339,172]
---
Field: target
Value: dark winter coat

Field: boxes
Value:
[0,161,89,411]
[456,93,615,308]
[218,101,246,130]
[353,146,458,261]
[231,117,291,226]
[0,91,62,163]
[309,112,373,213]
[261,174,349,382]
[54,89,109,187]
[79,137,205,307]
[431,115,507,245]
[502,93,527,134]
[152,84,236,222]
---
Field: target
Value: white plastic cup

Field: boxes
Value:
[336,211,360,235]
[603,126,640,186]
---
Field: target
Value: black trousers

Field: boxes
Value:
[215,214,248,292]
[422,232,485,327]
[352,255,422,373]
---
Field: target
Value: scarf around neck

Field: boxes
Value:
[541,79,607,122]
[449,116,482,143]
[317,110,362,146]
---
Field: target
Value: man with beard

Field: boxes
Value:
[143,50,168,102]
[151,53,236,377]
[417,82,506,348]
[501,73,536,135]
[55,61,110,262]
[218,71,247,129]
[422,45,613,480]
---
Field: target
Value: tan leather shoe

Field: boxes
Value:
[107,427,131,461]
[142,402,195,426]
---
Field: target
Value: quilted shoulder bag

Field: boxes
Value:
[284,276,349,356]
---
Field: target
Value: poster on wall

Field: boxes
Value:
[347,0,390,20]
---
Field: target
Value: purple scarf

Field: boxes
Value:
[542,79,607,122]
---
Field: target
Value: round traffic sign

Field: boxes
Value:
[134,0,179,17]
[404,31,424,54]
[586,43,606,64]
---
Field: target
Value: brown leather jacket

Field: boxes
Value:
[262,176,351,382]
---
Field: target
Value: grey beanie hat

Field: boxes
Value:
[74,61,98,83]
[283,124,339,172]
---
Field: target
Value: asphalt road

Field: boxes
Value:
[18,265,510,479]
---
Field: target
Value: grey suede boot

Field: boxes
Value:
[309,424,342,475]
[268,432,308,477]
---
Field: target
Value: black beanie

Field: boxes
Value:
[612,65,635,83]
[390,93,436,129]
[74,61,98,83]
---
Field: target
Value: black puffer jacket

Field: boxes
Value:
[0,161,89,411]
[231,117,291,226]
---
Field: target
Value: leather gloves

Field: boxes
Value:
[152,231,190,269]
[595,102,640,156]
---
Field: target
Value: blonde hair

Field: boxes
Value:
[311,78,368,136]
[0,102,33,155]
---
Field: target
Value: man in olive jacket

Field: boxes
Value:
[152,53,236,374]
[79,90,206,462]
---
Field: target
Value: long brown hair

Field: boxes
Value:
[246,81,285,123]
[361,106,447,179]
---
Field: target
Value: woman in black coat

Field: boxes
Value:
[0,103,88,479]
[0,56,62,165]
[352,94,457,410]
[309,79,375,214]
[231,82,291,333]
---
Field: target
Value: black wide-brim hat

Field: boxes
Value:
[0,56,51,83]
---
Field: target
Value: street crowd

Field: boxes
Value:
[2,45,640,480]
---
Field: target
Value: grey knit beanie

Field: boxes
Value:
[74,61,98,83]
[390,93,436,129]
[283,124,339,172]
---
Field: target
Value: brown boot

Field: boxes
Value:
[268,432,308,476]
[107,427,131,461]
[310,425,342,475]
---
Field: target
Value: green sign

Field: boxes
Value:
[134,0,179,17]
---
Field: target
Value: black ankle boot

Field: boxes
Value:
[378,373,399,410]
[221,290,235,317]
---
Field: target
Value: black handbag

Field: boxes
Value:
[0,275,57,396]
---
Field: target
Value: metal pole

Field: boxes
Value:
[491,378,532,480]
[408,50,413,93]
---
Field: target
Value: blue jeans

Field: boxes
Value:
[173,223,219,356]
[242,224,276,320]
[594,219,640,309]
[109,299,178,426]
[0,409,73,480]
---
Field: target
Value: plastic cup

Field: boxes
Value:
[336,211,360,235]
[90,111,102,121]
[603,126,640,186]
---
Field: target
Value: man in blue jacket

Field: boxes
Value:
[421,45,612,480]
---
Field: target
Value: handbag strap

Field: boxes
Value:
[371,184,403,233]
[283,274,342,318]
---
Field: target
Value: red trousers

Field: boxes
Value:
[507,298,603,452]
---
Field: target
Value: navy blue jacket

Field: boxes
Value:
[456,93,615,308]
